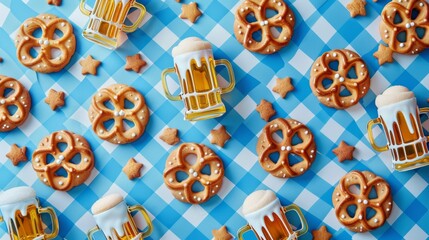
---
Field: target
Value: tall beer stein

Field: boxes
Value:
[237,190,308,240]
[368,86,429,171]
[161,37,235,121]
[79,0,146,49]
[87,193,153,240]
[0,186,59,240]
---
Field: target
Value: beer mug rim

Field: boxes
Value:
[0,186,36,206]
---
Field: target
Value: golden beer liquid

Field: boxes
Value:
[112,213,143,240]
[8,205,45,240]
[251,213,295,240]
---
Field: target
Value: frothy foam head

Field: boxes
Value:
[172,37,212,57]
[242,190,277,215]
[375,85,415,108]
[91,193,124,215]
[0,186,36,206]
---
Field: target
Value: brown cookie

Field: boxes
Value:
[373,44,394,65]
[212,226,233,240]
[15,14,76,73]
[347,0,367,17]
[123,158,143,180]
[80,55,101,75]
[312,225,332,240]
[332,170,392,232]
[6,144,28,166]
[310,49,370,109]
[163,143,224,204]
[88,84,150,144]
[272,77,294,98]
[32,130,95,191]
[180,2,202,23]
[256,99,276,121]
[124,53,147,73]
[333,141,355,162]
[45,88,65,110]
[159,127,180,145]
[234,0,295,54]
[47,0,61,6]
[210,125,231,148]
[0,75,31,132]
[256,118,316,178]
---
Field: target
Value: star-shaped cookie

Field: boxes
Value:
[347,0,366,18]
[159,128,180,145]
[210,126,231,148]
[212,226,233,240]
[312,225,332,240]
[256,99,276,121]
[272,77,294,98]
[6,144,27,166]
[47,0,61,6]
[123,158,144,180]
[124,53,147,73]
[333,141,355,162]
[79,55,101,75]
[374,44,394,65]
[45,89,65,111]
[180,2,202,23]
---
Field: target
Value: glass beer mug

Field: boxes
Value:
[0,186,59,240]
[87,193,153,240]
[368,86,429,171]
[237,190,308,240]
[79,0,146,49]
[161,37,235,121]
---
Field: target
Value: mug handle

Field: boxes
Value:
[282,204,308,237]
[420,107,429,141]
[87,226,101,240]
[128,205,154,238]
[214,59,235,94]
[122,2,146,33]
[38,206,59,239]
[367,118,389,152]
[161,68,181,101]
[237,224,252,240]
[79,0,92,16]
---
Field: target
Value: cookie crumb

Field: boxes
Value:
[123,158,144,180]
[159,128,180,145]
[6,144,27,166]
[256,99,276,121]
[180,2,202,23]
[212,226,233,240]
[333,141,355,162]
[125,53,147,73]
[210,125,231,148]
[47,0,61,6]
[373,44,394,65]
[79,55,101,75]
[45,89,65,111]
[312,225,332,240]
[272,77,294,98]
[347,0,366,17]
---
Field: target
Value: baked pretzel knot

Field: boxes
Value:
[32,131,95,191]
[0,75,31,132]
[234,0,295,54]
[164,143,224,204]
[88,84,150,144]
[310,49,370,109]
[332,171,393,232]
[256,118,316,178]
[380,0,429,54]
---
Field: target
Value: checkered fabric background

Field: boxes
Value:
[0,0,429,239]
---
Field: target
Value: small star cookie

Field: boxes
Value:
[347,0,366,17]
[45,89,65,111]
[180,2,202,23]
[159,128,180,145]
[373,44,394,65]
[333,141,355,162]
[124,53,147,73]
[210,126,231,148]
[312,225,332,240]
[256,99,276,121]
[47,0,61,6]
[212,226,233,240]
[0,57,3,63]
[6,144,27,166]
[122,158,144,180]
[80,55,101,75]
[272,77,294,98]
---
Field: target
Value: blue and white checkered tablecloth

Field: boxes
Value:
[1,0,429,239]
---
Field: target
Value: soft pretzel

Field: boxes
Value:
[0,75,31,132]
[310,49,370,109]
[332,171,393,232]
[88,84,150,144]
[15,14,76,73]
[380,0,429,54]
[164,143,224,204]
[32,130,95,191]
[256,118,316,178]
[234,0,295,54]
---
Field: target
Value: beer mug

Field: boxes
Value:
[237,190,308,240]
[161,37,235,121]
[87,193,153,240]
[0,186,59,240]
[368,85,429,171]
[79,0,146,49]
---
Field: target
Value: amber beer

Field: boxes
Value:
[161,37,235,121]
[0,186,59,240]
[87,194,153,240]
[79,0,146,49]
[368,86,429,171]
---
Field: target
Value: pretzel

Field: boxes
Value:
[0,75,31,132]
[88,84,150,144]
[15,14,76,73]
[332,171,392,232]
[163,143,224,204]
[380,0,429,54]
[234,0,295,54]
[32,130,95,191]
[256,118,316,178]
[310,49,370,109]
